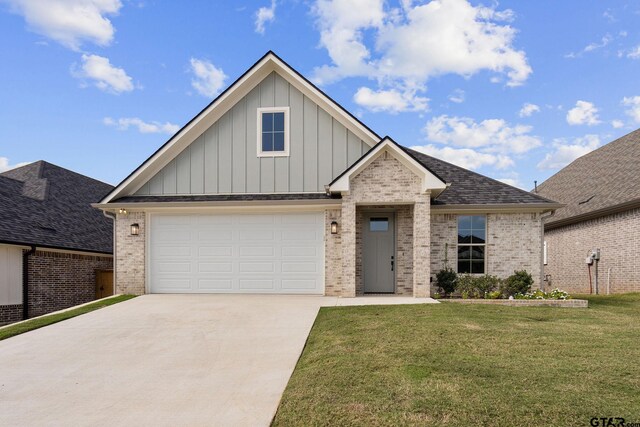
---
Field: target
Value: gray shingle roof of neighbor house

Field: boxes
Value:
[0,161,114,254]
[536,128,640,228]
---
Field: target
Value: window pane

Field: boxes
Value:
[471,229,485,244]
[458,260,471,274]
[472,215,486,229]
[458,229,472,244]
[262,113,273,132]
[470,246,484,260]
[273,112,285,132]
[273,132,285,151]
[458,215,472,229]
[370,218,389,232]
[458,246,471,260]
[262,132,273,152]
[471,261,485,274]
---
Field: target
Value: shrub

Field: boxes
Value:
[436,268,457,296]
[487,290,502,299]
[501,270,534,297]
[457,274,501,299]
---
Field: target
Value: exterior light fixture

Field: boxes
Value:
[330,221,338,234]
[119,208,127,215]
[131,223,140,236]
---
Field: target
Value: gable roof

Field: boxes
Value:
[0,161,114,254]
[406,148,559,207]
[536,128,640,227]
[100,51,381,204]
[329,137,448,195]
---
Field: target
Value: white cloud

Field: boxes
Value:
[409,145,513,171]
[255,0,276,34]
[537,134,601,170]
[425,114,542,154]
[518,102,540,117]
[448,89,465,104]
[622,96,640,123]
[312,0,531,112]
[628,46,640,59]
[566,100,601,126]
[4,0,122,51]
[73,54,134,93]
[611,119,624,129]
[103,117,179,134]
[495,177,524,189]
[353,87,428,113]
[0,157,30,173]
[189,58,227,98]
[565,33,613,58]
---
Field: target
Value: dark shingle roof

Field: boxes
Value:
[405,148,557,205]
[112,193,340,203]
[535,128,640,226]
[0,161,114,253]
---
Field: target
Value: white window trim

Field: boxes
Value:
[543,241,548,265]
[257,106,290,157]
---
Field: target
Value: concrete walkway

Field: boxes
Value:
[0,294,436,426]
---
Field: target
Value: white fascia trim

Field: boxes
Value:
[100,53,379,204]
[329,138,447,195]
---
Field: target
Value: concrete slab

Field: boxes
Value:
[0,294,436,426]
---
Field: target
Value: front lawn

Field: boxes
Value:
[0,295,136,341]
[273,293,640,426]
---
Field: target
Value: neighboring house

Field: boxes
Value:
[536,128,640,294]
[0,161,114,324]
[95,51,560,298]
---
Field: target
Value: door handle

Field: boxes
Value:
[391,256,394,271]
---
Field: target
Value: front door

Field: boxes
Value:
[363,213,395,293]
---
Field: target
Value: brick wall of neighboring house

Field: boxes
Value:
[115,211,146,295]
[430,212,544,292]
[27,250,113,318]
[0,304,23,325]
[544,208,640,294]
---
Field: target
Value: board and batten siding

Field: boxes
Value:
[136,71,371,195]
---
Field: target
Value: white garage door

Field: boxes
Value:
[149,212,325,294]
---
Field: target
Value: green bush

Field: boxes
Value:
[501,270,534,297]
[457,274,501,299]
[487,290,502,299]
[436,268,457,296]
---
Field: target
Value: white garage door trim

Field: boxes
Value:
[147,211,325,294]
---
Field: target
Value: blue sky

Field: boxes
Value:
[1,0,639,190]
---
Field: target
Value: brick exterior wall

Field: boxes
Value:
[115,211,146,295]
[430,212,543,291]
[324,209,342,296]
[27,250,113,318]
[544,208,640,294]
[341,151,430,297]
[0,304,23,325]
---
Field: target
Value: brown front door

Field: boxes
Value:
[95,270,114,299]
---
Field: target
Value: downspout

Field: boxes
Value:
[103,210,117,293]
[539,211,554,291]
[22,245,36,320]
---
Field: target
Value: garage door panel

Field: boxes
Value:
[150,212,324,294]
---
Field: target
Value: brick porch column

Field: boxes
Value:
[413,195,431,297]
[341,199,357,297]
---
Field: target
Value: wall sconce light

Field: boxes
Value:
[330,221,338,234]
[130,223,140,236]
[119,208,127,215]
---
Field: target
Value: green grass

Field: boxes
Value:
[273,293,640,427]
[0,295,136,341]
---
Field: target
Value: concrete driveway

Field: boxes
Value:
[0,294,329,427]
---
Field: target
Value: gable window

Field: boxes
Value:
[457,215,486,274]
[257,107,289,157]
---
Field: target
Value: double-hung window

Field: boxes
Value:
[457,215,486,274]
[257,107,289,157]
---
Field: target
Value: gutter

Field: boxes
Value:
[544,197,640,230]
[22,245,36,320]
